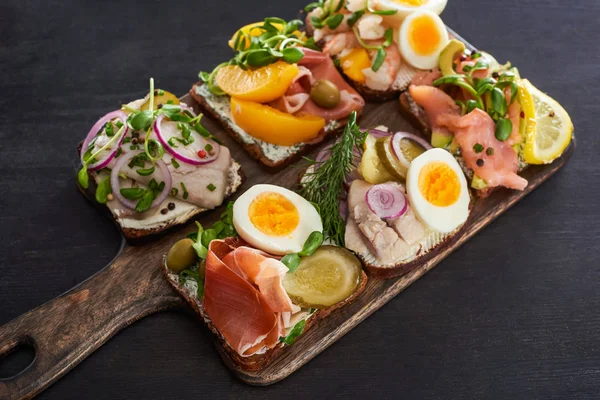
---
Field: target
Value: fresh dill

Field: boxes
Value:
[299,111,366,247]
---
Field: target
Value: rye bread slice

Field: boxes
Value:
[190,82,353,172]
[76,144,245,242]
[399,91,528,199]
[161,257,367,372]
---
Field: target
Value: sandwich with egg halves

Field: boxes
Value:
[304,0,450,101]
[191,17,365,171]
[161,184,367,371]
[76,79,243,240]
[300,112,470,278]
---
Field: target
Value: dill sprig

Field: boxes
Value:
[299,112,366,247]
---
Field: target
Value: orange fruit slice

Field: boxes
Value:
[230,97,325,146]
[216,61,299,104]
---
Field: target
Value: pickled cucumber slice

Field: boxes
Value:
[376,136,407,180]
[283,246,363,309]
[358,134,396,184]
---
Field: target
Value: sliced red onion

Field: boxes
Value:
[366,183,407,220]
[368,128,392,138]
[390,132,432,169]
[110,150,172,211]
[154,114,219,165]
[179,102,197,116]
[81,110,129,171]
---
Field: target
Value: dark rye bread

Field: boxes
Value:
[76,143,245,242]
[399,91,509,199]
[161,257,368,372]
[190,82,354,172]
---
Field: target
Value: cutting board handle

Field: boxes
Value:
[0,245,184,400]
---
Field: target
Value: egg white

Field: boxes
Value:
[398,10,449,69]
[374,0,448,24]
[232,184,323,255]
[406,148,470,233]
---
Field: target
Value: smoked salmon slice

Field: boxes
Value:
[437,109,528,190]
[409,84,461,138]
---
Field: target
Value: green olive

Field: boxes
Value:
[166,238,198,273]
[310,79,341,109]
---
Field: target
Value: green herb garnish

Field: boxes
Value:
[207,183,216,192]
[473,143,484,153]
[199,17,318,96]
[181,182,189,200]
[171,157,180,169]
[353,26,394,72]
[299,112,366,246]
[281,319,306,345]
[190,202,237,260]
[95,176,112,204]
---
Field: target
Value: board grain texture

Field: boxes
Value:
[1,1,599,399]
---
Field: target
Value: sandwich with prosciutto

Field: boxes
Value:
[191,17,365,170]
[162,184,367,371]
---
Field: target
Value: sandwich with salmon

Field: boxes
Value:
[300,112,470,278]
[400,39,574,197]
[304,0,450,101]
[191,17,365,170]
[76,79,243,240]
[162,184,367,371]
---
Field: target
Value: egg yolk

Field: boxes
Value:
[418,162,461,207]
[393,0,426,5]
[408,15,441,56]
[248,192,300,236]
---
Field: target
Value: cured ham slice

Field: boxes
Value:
[270,48,365,121]
[203,245,279,356]
[203,239,297,356]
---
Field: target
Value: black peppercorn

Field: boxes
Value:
[476,158,484,167]
[168,202,175,210]
[161,208,168,215]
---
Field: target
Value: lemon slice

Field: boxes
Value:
[521,79,573,164]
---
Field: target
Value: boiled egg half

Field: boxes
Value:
[233,184,323,255]
[398,10,449,69]
[406,148,470,233]
[374,0,448,24]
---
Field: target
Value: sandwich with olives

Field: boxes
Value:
[76,79,243,240]
[162,184,367,371]
[191,17,365,170]
[300,112,470,278]
[304,0,451,102]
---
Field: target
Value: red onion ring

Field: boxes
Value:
[81,110,129,171]
[110,150,172,211]
[390,132,432,169]
[368,128,392,138]
[365,183,407,220]
[154,114,219,165]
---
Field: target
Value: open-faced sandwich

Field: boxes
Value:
[304,0,450,101]
[162,184,367,371]
[400,39,574,197]
[76,79,243,240]
[301,112,470,278]
[191,17,365,170]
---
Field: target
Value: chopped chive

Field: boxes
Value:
[486,147,495,156]
[171,157,180,169]
[207,183,216,192]
[181,182,189,200]
[205,143,213,152]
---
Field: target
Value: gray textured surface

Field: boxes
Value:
[1,0,599,398]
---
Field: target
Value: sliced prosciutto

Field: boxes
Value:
[437,109,528,190]
[203,238,296,357]
[270,48,365,122]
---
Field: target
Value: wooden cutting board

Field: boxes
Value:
[0,33,576,399]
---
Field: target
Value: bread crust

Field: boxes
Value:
[162,258,368,372]
[190,82,356,172]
